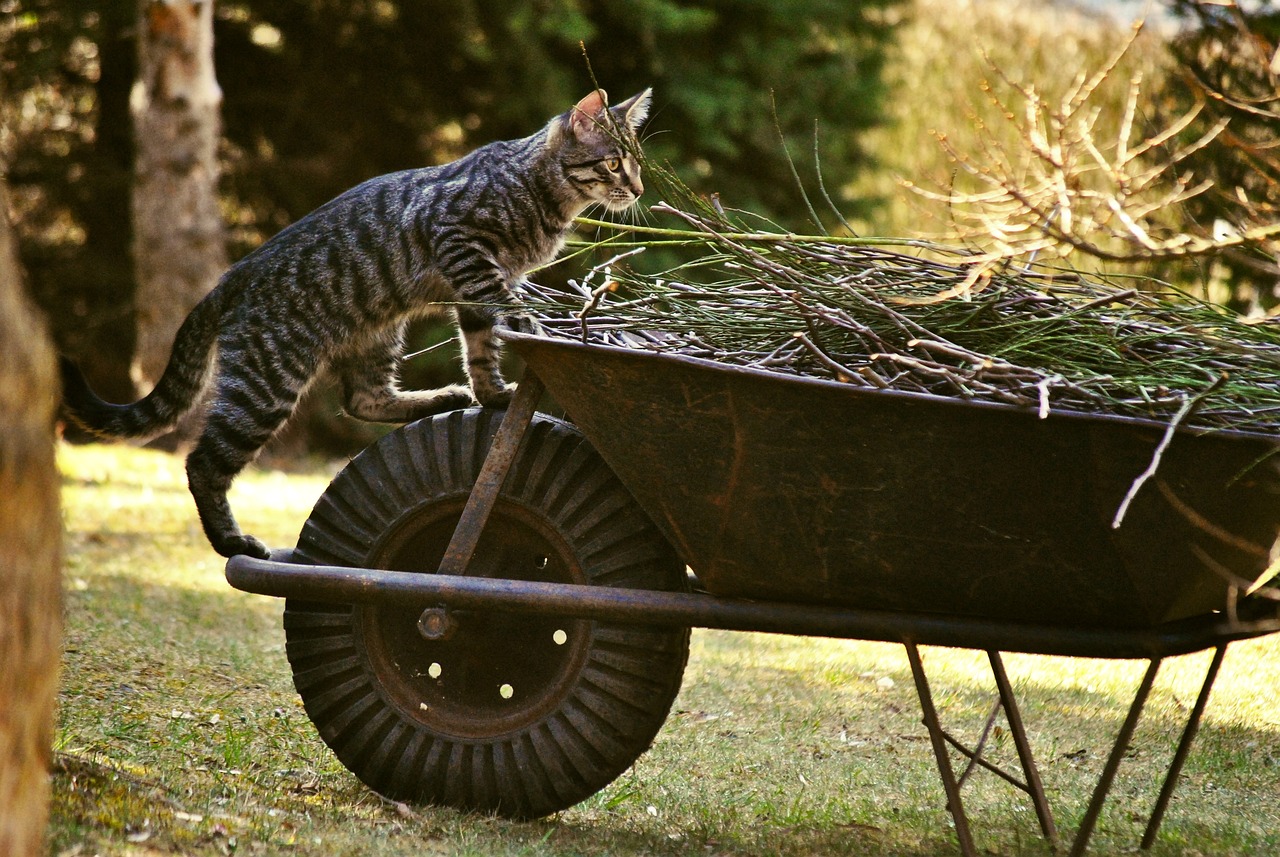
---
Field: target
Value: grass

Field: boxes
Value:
[53,442,1280,856]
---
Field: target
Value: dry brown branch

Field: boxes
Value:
[912,18,1280,273]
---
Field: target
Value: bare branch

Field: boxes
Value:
[910,21,1280,273]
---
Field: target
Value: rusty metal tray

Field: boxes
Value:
[505,332,1280,629]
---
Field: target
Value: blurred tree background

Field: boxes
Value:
[2,0,896,453]
[3,0,1278,457]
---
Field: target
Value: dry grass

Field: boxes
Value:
[51,441,1280,856]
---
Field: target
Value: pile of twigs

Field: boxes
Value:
[521,173,1280,437]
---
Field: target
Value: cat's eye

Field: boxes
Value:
[604,157,622,172]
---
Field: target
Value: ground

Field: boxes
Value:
[51,442,1280,856]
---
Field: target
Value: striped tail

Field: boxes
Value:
[60,287,225,439]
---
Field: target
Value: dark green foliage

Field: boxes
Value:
[3,2,136,401]
[574,0,895,226]
[211,0,896,248]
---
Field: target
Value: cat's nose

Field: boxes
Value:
[631,177,644,198]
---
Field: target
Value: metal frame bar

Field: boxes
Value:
[1069,658,1162,856]
[950,697,1003,791]
[1141,645,1228,849]
[943,725,1033,793]
[988,650,1057,845]
[229,555,1280,662]
[226,560,1255,856]
[905,640,978,856]
[436,373,546,577]
[905,646,1059,856]
[893,644,1233,856]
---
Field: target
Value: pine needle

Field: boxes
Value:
[521,160,1280,437]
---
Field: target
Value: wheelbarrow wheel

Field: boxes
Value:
[283,408,690,818]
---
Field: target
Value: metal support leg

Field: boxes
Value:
[1140,645,1227,849]
[905,640,978,857]
[436,372,546,577]
[988,650,1058,846]
[1069,658,1162,857]
[952,697,1003,789]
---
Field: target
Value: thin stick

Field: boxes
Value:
[1037,377,1053,419]
[577,212,939,249]
[814,119,857,236]
[1112,374,1228,529]
[794,332,868,386]
[574,246,646,340]
[771,90,825,234]
[402,337,456,362]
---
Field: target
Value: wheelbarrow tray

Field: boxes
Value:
[504,332,1280,629]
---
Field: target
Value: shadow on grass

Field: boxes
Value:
[53,538,1280,856]
[664,633,1280,855]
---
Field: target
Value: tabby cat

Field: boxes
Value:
[61,88,651,559]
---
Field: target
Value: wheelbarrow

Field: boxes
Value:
[226,331,1280,856]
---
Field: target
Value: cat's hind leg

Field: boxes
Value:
[184,332,308,558]
[187,443,271,559]
[185,390,293,559]
[336,326,473,422]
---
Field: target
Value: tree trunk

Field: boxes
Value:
[0,178,63,855]
[77,6,142,407]
[130,0,227,408]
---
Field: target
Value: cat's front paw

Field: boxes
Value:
[475,382,516,409]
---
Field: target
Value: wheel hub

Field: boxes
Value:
[357,496,593,739]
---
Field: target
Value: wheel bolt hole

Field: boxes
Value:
[499,683,514,700]
[553,629,568,646]
[428,662,442,679]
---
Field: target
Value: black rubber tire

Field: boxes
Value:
[283,408,690,818]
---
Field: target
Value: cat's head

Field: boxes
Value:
[550,88,651,213]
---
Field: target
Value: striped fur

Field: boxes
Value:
[61,88,652,559]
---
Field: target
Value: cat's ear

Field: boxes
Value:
[569,89,609,141]
[613,88,652,132]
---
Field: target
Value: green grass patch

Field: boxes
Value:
[53,442,1280,856]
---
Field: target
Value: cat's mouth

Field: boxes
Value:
[603,189,640,212]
